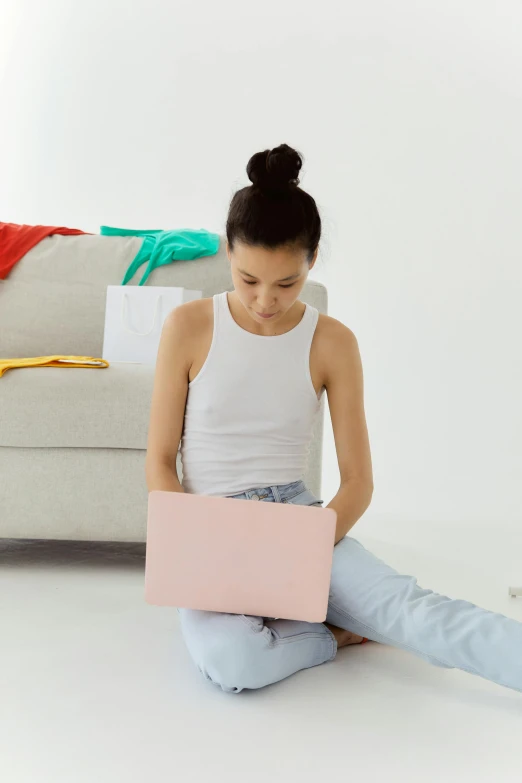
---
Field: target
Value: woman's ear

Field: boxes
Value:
[308,246,319,271]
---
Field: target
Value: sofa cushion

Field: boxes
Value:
[0,363,154,449]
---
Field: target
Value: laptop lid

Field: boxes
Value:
[145,490,337,623]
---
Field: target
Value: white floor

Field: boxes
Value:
[1,534,522,783]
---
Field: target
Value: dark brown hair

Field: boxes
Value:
[226,143,322,264]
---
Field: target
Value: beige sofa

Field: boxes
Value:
[0,233,328,542]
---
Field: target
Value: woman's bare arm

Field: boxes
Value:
[145,306,194,493]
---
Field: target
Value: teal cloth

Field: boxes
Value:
[100,226,220,286]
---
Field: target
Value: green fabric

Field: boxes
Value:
[100,226,220,286]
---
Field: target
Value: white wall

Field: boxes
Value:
[2,1,522,579]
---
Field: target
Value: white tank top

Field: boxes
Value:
[179,291,324,497]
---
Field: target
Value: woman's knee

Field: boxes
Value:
[179,611,272,693]
[200,635,268,693]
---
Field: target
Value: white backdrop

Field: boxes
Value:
[2,1,521,579]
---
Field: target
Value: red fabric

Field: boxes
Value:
[0,222,89,280]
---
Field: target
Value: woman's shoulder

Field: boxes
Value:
[315,311,357,345]
[313,312,359,379]
[162,298,214,357]
[167,296,214,329]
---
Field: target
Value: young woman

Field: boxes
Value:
[145,143,522,695]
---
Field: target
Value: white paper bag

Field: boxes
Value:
[102,285,202,365]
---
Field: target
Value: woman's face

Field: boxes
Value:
[226,241,317,325]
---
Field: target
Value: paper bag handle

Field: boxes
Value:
[120,292,163,336]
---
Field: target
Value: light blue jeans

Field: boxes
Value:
[178,479,522,694]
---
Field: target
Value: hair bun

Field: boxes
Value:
[247,143,302,193]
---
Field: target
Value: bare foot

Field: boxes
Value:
[325,622,366,648]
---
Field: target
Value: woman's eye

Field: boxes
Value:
[243,280,294,289]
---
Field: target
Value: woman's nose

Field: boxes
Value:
[257,294,276,307]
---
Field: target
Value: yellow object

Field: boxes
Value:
[0,356,110,378]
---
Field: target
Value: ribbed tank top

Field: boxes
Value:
[179,291,323,497]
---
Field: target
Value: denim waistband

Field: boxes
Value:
[225,479,322,505]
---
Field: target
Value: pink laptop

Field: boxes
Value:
[145,490,337,623]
